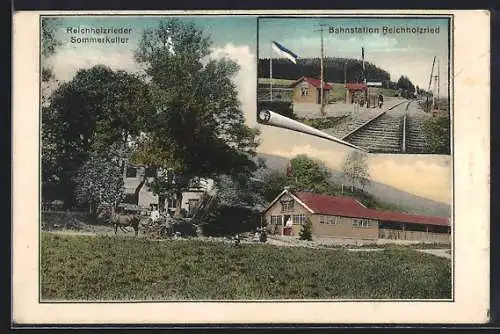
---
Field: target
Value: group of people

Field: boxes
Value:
[149,205,175,236]
[351,93,384,110]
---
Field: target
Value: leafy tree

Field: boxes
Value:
[342,151,371,192]
[299,217,313,241]
[73,155,125,216]
[423,116,451,154]
[289,154,331,193]
[40,17,63,194]
[259,154,332,202]
[43,65,152,206]
[41,17,62,103]
[214,174,265,209]
[41,17,62,60]
[132,19,260,217]
[260,169,290,203]
[396,75,416,98]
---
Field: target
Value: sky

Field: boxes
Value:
[259,17,450,95]
[42,16,451,205]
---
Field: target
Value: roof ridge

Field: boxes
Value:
[293,191,450,225]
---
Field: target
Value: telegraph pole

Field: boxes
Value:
[344,61,347,103]
[436,58,440,110]
[433,59,439,110]
[270,43,273,102]
[314,24,327,116]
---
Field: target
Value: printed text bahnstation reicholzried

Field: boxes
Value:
[66,27,132,44]
[329,26,441,35]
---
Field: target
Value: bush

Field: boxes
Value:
[423,116,450,154]
[201,206,260,237]
[299,218,313,241]
[259,229,268,243]
[172,220,198,237]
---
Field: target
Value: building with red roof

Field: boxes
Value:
[345,82,369,105]
[289,77,333,105]
[345,83,367,91]
[263,188,450,242]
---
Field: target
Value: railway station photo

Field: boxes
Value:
[257,17,451,155]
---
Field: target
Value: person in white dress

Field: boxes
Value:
[150,206,160,223]
[285,217,293,236]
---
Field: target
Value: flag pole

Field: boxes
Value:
[320,27,325,116]
[270,42,273,102]
[362,46,368,107]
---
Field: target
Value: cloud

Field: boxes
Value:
[209,44,257,128]
[368,155,451,203]
[46,48,140,82]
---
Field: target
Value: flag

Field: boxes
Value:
[272,41,298,64]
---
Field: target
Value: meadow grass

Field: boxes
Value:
[41,232,451,301]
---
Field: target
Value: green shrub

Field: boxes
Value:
[259,230,268,243]
[299,218,313,241]
[423,116,450,154]
[201,206,259,237]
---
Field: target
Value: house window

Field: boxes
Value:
[126,167,137,178]
[352,219,371,228]
[292,214,306,225]
[167,198,176,209]
[320,215,339,224]
[280,200,294,212]
[301,87,308,96]
[270,215,282,225]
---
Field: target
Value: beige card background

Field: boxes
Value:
[12,10,490,324]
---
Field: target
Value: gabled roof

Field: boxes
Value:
[345,83,367,90]
[263,189,314,214]
[265,190,450,227]
[294,191,449,226]
[290,77,333,90]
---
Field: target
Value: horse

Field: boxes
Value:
[110,212,141,237]
[97,205,141,237]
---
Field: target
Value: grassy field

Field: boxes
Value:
[41,233,451,301]
[258,78,296,87]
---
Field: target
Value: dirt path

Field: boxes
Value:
[416,249,451,259]
[42,229,451,259]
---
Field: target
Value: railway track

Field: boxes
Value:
[341,101,432,153]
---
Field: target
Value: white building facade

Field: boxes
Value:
[123,165,214,216]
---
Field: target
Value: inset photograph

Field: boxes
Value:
[257,17,451,154]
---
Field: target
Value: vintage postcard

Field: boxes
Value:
[12,10,489,325]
